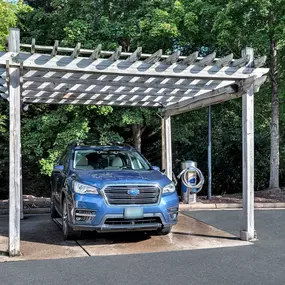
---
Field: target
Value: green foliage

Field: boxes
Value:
[21,105,116,176]
[1,0,285,198]
[0,0,16,50]
[0,0,32,50]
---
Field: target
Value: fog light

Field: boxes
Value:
[75,209,96,222]
[167,207,178,221]
[170,213,178,220]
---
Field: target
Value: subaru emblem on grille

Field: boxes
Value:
[127,189,140,196]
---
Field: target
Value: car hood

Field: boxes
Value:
[71,170,171,189]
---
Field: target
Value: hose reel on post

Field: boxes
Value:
[177,161,205,204]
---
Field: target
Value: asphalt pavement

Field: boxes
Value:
[0,210,284,285]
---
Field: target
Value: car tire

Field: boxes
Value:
[62,198,81,240]
[50,194,60,219]
[156,225,172,235]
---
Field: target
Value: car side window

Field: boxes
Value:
[63,148,72,171]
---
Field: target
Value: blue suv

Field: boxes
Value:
[50,142,179,240]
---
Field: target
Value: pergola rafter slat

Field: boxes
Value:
[90,44,102,61]
[0,29,270,256]
[215,53,233,67]
[51,40,59,57]
[197,52,216,66]
[127,47,142,63]
[21,76,231,92]
[108,46,122,61]
[71,43,81,59]
[22,97,162,107]
[0,52,268,80]
[21,80,237,99]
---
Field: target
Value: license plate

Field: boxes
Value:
[124,207,144,219]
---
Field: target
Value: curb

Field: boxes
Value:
[0,208,50,216]
[179,202,285,210]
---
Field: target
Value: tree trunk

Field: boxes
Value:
[132,124,142,152]
[269,38,279,189]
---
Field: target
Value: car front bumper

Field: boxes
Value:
[68,192,179,232]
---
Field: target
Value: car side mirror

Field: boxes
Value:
[53,165,64,172]
[152,166,160,171]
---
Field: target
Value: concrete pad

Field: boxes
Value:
[0,215,88,262]
[0,214,251,262]
[77,214,251,256]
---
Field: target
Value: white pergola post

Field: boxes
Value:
[8,28,22,256]
[241,47,255,241]
[161,117,166,171]
[163,114,172,180]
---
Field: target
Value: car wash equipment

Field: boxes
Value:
[178,160,205,204]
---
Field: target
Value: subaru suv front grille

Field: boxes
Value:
[103,185,160,205]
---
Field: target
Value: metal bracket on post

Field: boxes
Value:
[241,47,256,241]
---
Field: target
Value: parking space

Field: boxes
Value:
[0,213,250,261]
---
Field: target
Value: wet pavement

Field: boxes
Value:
[0,213,250,261]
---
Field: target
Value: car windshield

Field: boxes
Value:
[73,149,152,171]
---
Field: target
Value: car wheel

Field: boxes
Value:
[156,225,172,235]
[62,198,81,240]
[50,194,60,219]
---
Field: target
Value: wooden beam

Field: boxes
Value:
[0,84,7,93]
[23,97,161,107]
[254,56,267,68]
[51,40,59,57]
[215,53,233,67]
[166,91,244,116]
[163,51,180,64]
[8,28,21,257]
[254,75,267,92]
[22,92,183,104]
[241,47,255,241]
[161,117,165,170]
[0,52,269,80]
[197,52,216,66]
[231,55,249,67]
[18,42,224,61]
[90,44,102,60]
[127,47,142,63]
[163,114,172,180]
[0,67,5,77]
[108,46,122,61]
[31,38,36,54]
[71,43,81,59]
[163,82,237,112]
[181,52,198,65]
[22,82,221,98]
[23,72,232,92]
[144,49,162,64]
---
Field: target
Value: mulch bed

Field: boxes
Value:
[198,188,285,203]
[0,189,285,210]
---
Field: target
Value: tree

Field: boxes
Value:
[1,0,281,199]
[212,0,285,189]
[0,0,17,50]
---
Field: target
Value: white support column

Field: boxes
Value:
[8,28,21,256]
[163,114,172,180]
[161,118,166,171]
[241,47,255,241]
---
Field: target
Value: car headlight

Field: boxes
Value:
[162,182,176,194]
[73,181,99,195]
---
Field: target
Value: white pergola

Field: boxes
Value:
[0,29,269,256]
